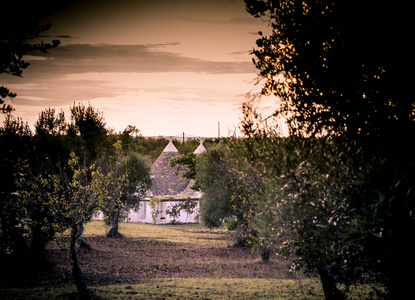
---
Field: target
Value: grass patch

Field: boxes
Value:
[84,221,232,246]
[0,278,386,299]
[1,279,319,299]
[93,278,324,300]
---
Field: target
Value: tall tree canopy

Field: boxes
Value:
[244,1,415,299]
[245,0,414,141]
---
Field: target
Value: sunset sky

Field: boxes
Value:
[1,0,275,137]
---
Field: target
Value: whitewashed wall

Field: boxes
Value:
[93,199,200,225]
[126,200,200,224]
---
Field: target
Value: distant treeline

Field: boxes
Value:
[115,130,222,164]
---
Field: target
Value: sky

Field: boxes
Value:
[1,0,275,138]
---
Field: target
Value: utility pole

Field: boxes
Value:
[182,132,185,154]
[218,122,220,138]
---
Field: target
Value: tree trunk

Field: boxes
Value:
[70,223,93,299]
[29,231,49,266]
[318,266,344,300]
[107,208,123,238]
[260,245,272,262]
[80,237,92,250]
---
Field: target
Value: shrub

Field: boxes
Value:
[225,219,237,231]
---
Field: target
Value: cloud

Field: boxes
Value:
[25,43,255,76]
[6,78,120,107]
[175,16,259,25]
[228,50,251,56]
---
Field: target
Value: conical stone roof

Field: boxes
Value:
[193,141,206,155]
[150,140,191,197]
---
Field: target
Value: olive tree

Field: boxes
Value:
[0,114,33,264]
[19,153,100,298]
[244,1,415,298]
[195,141,264,247]
[97,141,151,238]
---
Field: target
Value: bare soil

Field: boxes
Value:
[2,230,302,288]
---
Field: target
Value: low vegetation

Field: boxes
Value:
[0,221,385,299]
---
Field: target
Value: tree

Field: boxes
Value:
[133,136,169,163]
[243,126,359,298]
[149,196,162,225]
[97,141,151,238]
[1,103,121,296]
[69,102,110,164]
[170,153,197,180]
[35,107,67,136]
[245,0,413,140]
[118,125,140,153]
[27,108,72,264]
[0,114,33,265]
[245,1,415,298]
[1,14,60,112]
[166,197,198,224]
[173,138,200,155]
[195,144,234,228]
[195,141,263,246]
[0,104,111,296]
[19,153,100,298]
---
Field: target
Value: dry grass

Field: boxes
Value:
[0,278,325,299]
[85,221,232,246]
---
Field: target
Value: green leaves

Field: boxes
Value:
[17,152,99,236]
[95,141,151,229]
[170,153,197,180]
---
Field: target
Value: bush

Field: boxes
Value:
[225,219,237,231]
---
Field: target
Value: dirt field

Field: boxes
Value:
[0,223,387,299]
[46,233,300,287]
[1,222,303,289]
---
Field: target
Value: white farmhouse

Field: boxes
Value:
[126,140,204,224]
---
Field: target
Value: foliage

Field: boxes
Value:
[195,144,234,228]
[34,108,67,135]
[96,141,151,237]
[0,113,33,136]
[117,125,140,153]
[0,114,33,260]
[17,152,101,296]
[149,196,162,225]
[173,138,199,155]
[69,102,110,162]
[247,132,360,273]
[245,0,413,140]
[165,203,181,224]
[0,17,60,113]
[195,140,264,246]
[170,153,197,181]
[20,153,98,230]
[245,1,415,298]
[180,198,198,223]
[132,136,169,163]
[166,198,198,224]
[225,219,237,231]
[1,103,113,295]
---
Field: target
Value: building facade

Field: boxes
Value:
[94,140,205,224]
